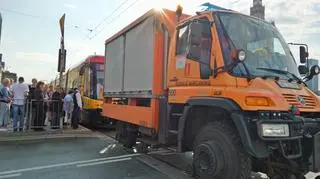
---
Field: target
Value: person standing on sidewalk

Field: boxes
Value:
[8,79,14,124]
[32,81,45,131]
[28,78,37,101]
[71,85,83,129]
[63,90,74,126]
[45,85,53,126]
[11,77,29,132]
[0,78,12,130]
[43,84,50,126]
[50,85,63,129]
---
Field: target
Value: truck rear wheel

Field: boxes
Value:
[270,172,306,179]
[193,121,251,179]
[115,121,137,148]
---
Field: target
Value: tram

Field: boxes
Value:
[52,55,114,127]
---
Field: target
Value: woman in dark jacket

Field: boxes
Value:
[32,81,45,131]
[49,85,63,129]
[50,86,63,129]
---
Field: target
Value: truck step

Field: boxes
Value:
[169,130,179,135]
[167,146,178,152]
[171,113,183,117]
[137,137,161,148]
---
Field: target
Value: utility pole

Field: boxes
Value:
[58,14,66,86]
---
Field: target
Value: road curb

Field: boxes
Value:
[0,125,101,143]
[0,133,105,143]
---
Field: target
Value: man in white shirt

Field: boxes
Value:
[11,77,29,132]
[71,85,83,129]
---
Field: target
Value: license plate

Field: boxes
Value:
[312,132,320,172]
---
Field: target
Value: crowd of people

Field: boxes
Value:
[0,77,83,132]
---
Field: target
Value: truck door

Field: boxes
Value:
[174,17,212,83]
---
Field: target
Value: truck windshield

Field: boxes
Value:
[215,12,300,79]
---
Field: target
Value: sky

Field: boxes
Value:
[0,0,319,83]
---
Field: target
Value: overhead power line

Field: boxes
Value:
[0,7,51,20]
[230,0,242,4]
[88,0,140,40]
[88,0,239,40]
[0,7,88,31]
[88,0,131,34]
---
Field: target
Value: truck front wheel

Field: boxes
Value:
[193,121,251,179]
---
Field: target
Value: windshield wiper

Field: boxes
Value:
[256,68,304,84]
[261,75,280,81]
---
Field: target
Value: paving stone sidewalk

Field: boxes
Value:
[0,121,99,142]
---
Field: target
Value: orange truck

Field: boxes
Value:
[102,6,320,179]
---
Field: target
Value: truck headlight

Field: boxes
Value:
[261,124,290,137]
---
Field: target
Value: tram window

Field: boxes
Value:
[84,67,91,97]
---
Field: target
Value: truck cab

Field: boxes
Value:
[168,7,320,179]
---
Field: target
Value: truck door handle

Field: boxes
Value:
[170,77,178,82]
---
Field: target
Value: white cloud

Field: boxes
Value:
[15,52,56,62]
[64,39,104,69]
[64,4,76,9]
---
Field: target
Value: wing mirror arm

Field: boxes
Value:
[303,65,320,82]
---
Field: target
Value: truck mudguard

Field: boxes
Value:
[178,97,269,158]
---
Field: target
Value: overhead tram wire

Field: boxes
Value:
[0,7,89,31]
[87,0,131,34]
[230,0,241,4]
[88,0,237,40]
[0,7,46,19]
[88,0,141,40]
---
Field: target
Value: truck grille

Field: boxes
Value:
[282,94,316,109]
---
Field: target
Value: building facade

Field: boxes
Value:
[306,59,319,94]
[1,71,17,83]
[250,0,265,20]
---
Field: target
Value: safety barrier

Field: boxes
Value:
[12,99,68,131]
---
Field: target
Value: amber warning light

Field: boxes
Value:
[176,5,183,21]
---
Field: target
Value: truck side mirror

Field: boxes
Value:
[310,65,320,76]
[186,22,202,60]
[298,65,309,75]
[304,65,320,82]
[299,46,308,63]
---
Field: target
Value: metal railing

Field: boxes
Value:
[20,99,67,131]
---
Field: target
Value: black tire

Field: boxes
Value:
[136,143,149,154]
[115,121,137,148]
[193,121,252,179]
[270,174,306,179]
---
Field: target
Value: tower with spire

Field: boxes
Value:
[250,0,265,20]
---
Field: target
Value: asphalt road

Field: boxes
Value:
[0,137,189,179]
[0,134,318,179]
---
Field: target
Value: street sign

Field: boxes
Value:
[58,13,66,86]
[58,48,66,72]
[59,14,66,37]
